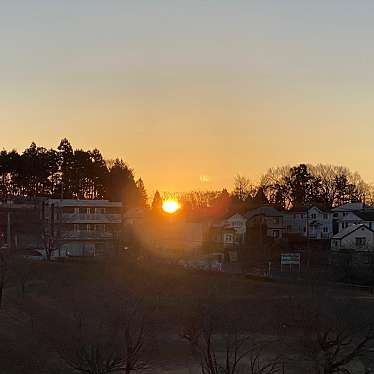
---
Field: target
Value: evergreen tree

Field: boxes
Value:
[151,190,163,212]
[136,178,148,208]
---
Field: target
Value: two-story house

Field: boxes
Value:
[337,210,374,232]
[244,205,286,240]
[208,213,247,250]
[331,202,370,234]
[285,206,333,240]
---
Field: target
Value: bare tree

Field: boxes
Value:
[41,202,62,260]
[59,304,152,374]
[180,305,280,374]
[233,175,257,202]
[297,300,374,374]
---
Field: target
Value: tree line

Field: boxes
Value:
[152,163,373,214]
[0,138,147,209]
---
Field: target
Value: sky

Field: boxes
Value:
[1,1,374,194]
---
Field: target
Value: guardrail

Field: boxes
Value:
[62,213,121,223]
[62,231,113,240]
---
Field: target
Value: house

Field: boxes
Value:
[331,202,370,234]
[222,213,247,243]
[244,205,286,240]
[331,224,374,252]
[285,206,333,240]
[44,199,122,257]
[207,213,247,250]
[338,210,374,232]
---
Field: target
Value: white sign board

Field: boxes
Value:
[281,253,300,266]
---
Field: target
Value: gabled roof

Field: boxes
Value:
[332,224,374,240]
[331,202,369,212]
[244,205,283,220]
[225,213,246,221]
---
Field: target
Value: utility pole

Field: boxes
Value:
[51,204,55,258]
[306,207,311,270]
[6,212,11,249]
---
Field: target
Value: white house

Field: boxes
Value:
[331,202,369,221]
[337,210,374,232]
[209,213,247,249]
[223,213,247,242]
[331,224,374,251]
[286,206,333,240]
[331,202,371,234]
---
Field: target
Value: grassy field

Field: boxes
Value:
[0,255,373,373]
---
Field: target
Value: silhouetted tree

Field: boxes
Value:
[58,138,75,198]
[261,163,369,209]
[136,178,148,208]
[233,175,255,202]
[151,190,163,212]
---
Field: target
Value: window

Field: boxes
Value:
[343,212,348,217]
[323,227,328,233]
[356,237,367,248]
[224,234,233,242]
[311,213,317,219]
[323,214,328,220]
[333,213,338,218]
[273,230,280,239]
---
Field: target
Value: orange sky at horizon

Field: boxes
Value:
[2,1,374,193]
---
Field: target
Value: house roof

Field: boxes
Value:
[332,224,374,240]
[353,210,374,221]
[288,205,330,213]
[225,213,246,221]
[244,205,283,220]
[331,202,369,212]
[47,199,122,208]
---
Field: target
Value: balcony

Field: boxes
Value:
[61,213,121,224]
[62,231,114,240]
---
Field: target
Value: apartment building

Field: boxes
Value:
[44,199,122,256]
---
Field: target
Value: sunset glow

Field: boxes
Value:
[162,200,181,214]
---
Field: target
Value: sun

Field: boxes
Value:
[162,199,181,214]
